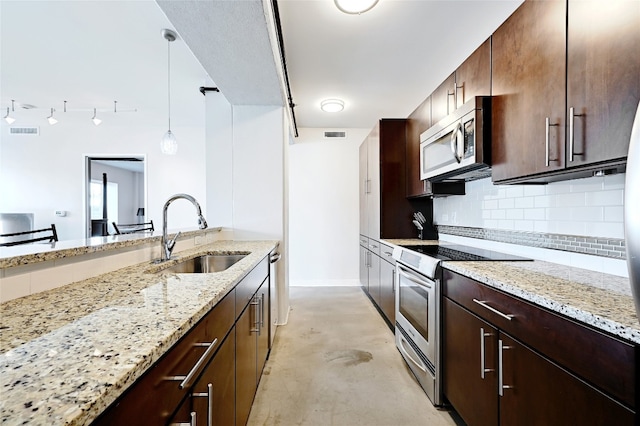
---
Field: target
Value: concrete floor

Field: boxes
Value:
[248,286,460,426]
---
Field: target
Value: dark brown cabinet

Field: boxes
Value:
[93,256,271,426]
[236,278,270,426]
[406,96,431,198]
[491,0,640,183]
[454,38,492,109]
[431,73,456,125]
[442,269,636,425]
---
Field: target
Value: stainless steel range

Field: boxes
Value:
[392,242,529,406]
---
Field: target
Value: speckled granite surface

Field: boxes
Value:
[384,239,640,345]
[0,239,277,426]
[0,227,222,269]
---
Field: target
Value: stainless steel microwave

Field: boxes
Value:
[419,96,492,182]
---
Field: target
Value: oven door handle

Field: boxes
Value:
[398,333,427,373]
[397,266,434,289]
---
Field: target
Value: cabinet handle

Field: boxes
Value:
[472,299,514,321]
[480,328,494,379]
[192,383,213,426]
[568,107,585,162]
[165,339,219,390]
[545,117,560,167]
[455,83,464,106]
[260,293,265,329]
[169,412,196,426]
[450,122,463,163]
[447,89,455,114]
[391,271,395,293]
[498,340,513,396]
[251,296,260,333]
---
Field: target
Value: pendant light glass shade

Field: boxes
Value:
[47,108,58,125]
[161,130,178,155]
[3,107,15,124]
[161,29,178,155]
[91,108,102,126]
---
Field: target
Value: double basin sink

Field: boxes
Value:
[157,253,248,274]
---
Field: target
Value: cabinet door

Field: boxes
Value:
[499,332,635,426]
[379,258,395,325]
[455,38,491,109]
[368,249,381,305]
[491,0,567,182]
[431,73,456,125]
[566,0,640,166]
[359,141,368,236]
[171,332,237,426]
[359,244,369,289]
[236,300,258,426]
[256,281,270,378]
[406,97,431,197]
[443,298,499,426]
[366,125,380,239]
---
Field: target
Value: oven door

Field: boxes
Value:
[395,262,437,365]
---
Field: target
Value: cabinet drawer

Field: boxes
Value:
[443,269,636,409]
[94,289,236,425]
[379,242,395,265]
[359,235,369,247]
[367,238,381,256]
[235,256,268,314]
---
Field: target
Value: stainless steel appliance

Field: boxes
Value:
[420,96,491,182]
[393,242,530,406]
[626,101,640,316]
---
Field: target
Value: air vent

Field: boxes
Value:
[324,131,347,139]
[9,127,39,135]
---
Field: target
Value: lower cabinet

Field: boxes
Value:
[236,278,270,426]
[360,240,395,328]
[92,256,271,426]
[443,270,636,426]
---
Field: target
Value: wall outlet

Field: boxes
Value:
[55,210,67,217]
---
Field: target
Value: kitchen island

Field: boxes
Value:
[0,239,277,425]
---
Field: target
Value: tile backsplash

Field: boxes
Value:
[433,173,625,239]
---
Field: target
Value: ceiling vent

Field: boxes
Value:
[324,131,346,139]
[9,126,39,135]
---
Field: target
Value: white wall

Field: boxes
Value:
[0,114,207,241]
[288,127,369,286]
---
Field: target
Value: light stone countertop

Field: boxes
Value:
[0,239,278,426]
[0,227,223,269]
[384,238,640,345]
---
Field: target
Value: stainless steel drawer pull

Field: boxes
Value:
[170,412,196,426]
[192,383,213,426]
[473,299,514,321]
[251,297,260,333]
[165,338,219,390]
[480,327,494,379]
[545,117,559,167]
[498,340,513,397]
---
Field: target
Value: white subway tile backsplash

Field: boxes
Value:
[534,195,554,208]
[506,209,524,220]
[556,192,585,208]
[524,208,545,220]
[498,198,515,209]
[585,189,623,206]
[514,197,534,209]
[603,173,626,189]
[523,185,546,197]
[571,206,604,222]
[604,206,624,222]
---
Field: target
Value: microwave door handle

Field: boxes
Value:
[450,122,463,163]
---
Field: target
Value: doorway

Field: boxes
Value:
[85,156,146,238]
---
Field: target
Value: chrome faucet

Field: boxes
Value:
[160,193,208,262]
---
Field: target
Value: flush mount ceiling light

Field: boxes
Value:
[160,28,178,155]
[47,108,58,125]
[91,108,102,126]
[321,99,345,113]
[3,100,16,124]
[334,0,379,14]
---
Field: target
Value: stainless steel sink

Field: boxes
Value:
[161,254,247,273]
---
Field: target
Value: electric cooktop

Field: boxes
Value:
[399,243,532,262]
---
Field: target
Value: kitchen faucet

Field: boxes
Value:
[160,193,208,262]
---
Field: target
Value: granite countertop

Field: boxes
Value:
[0,227,223,269]
[384,239,640,345]
[0,239,278,426]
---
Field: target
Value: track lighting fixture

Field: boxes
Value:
[92,108,102,126]
[160,28,178,155]
[3,100,16,124]
[47,108,58,125]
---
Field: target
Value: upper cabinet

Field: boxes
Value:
[406,97,431,198]
[431,73,456,125]
[454,38,492,110]
[491,0,640,184]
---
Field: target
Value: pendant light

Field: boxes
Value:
[91,108,102,126]
[334,0,379,14]
[160,29,178,155]
[47,108,58,125]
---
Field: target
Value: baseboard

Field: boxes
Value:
[289,279,360,287]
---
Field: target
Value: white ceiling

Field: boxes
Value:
[1,0,524,136]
